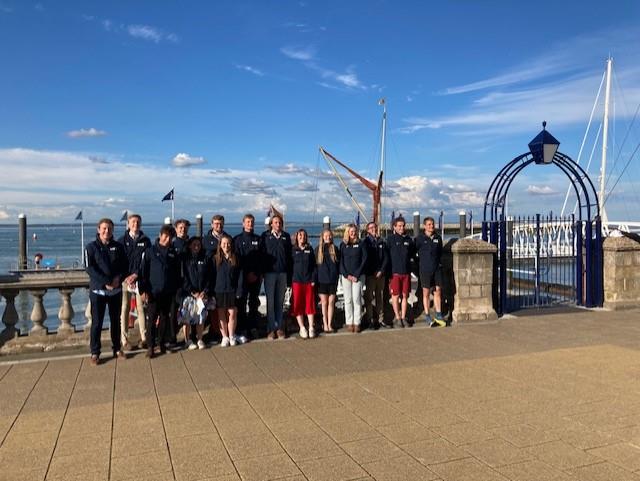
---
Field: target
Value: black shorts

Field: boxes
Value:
[420,269,443,289]
[316,282,337,295]
[215,292,237,309]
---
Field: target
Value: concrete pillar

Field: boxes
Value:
[0,289,19,338]
[18,214,27,270]
[603,235,640,310]
[195,214,203,237]
[451,239,498,323]
[459,211,467,238]
[323,216,331,231]
[57,288,75,335]
[29,289,48,335]
[413,211,420,239]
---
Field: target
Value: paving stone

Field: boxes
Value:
[376,420,439,445]
[279,432,343,461]
[587,442,640,471]
[321,419,379,443]
[569,461,640,481]
[524,440,600,470]
[401,437,469,466]
[298,454,367,481]
[340,436,403,464]
[495,460,576,481]
[363,454,441,481]
[224,433,285,460]
[46,450,110,479]
[111,430,168,458]
[110,448,172,481]
[491,424,559,448]
[548,425,621,450]
[234,453,302,481]
[432,421,496,446]
[428,457,509,481]
[462,437,532,467]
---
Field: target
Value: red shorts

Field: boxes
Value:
[389,274,410,296]
[290,282,317,316]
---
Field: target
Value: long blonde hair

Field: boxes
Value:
[317,229,337,264]
[342,223,359,244]
[214,235,237,267]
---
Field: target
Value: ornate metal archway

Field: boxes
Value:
[482,124,603,312]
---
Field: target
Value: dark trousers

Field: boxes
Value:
[145,294,173,349]
[237,278,262,333]
[90,291,122,356]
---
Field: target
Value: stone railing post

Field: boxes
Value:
[603,235,640,310]
[1,289,19,339]
[29,289,48,335]
[84,295,92,331]
[451,239,498,322]
[57,288,76,335]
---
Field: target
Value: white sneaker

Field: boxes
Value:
[221,337,230,347]
[229,336,237,346]
[299,326,308,339]
[309,328,316,338]
[197,340,205,350]
[236,335,248,344]
[187,341,197,351]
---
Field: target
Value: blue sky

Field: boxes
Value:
[1,0,639,225]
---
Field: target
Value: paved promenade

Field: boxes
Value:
[1,308,640,481]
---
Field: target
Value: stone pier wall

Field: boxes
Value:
[603,234,640,311]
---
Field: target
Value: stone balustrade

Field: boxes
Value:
[0,269,91,353]
[603,234,640,310]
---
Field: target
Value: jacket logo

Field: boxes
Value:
[109,247,117,251]
[403,242,409,246]
[252,241,258,245]
[137,242,145,247]
[353,243,359,248]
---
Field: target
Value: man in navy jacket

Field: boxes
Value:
[139,225,181,358]
[85,218,128,365]
[117,213,151,350]
[415,216,446,327]
[233,213,262,338]
[386,216,416,327]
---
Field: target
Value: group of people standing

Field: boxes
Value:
[85,211,445,364]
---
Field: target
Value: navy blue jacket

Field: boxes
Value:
[139,241,181,297]
[85,235,127,291]
[233,230,262,274]
[386,232,416,275]
[339,240,367,278]
[203,230,228,256]
[172,236,190,258]
[316,244,340,285]
[415,232,443,274]
[214,256,243,297]
[292,244,316,283]
[118,230,151,277]
[363,235,388,276]
[261,230,293,279]
[181,250,214,298]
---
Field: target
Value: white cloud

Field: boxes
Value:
[527,185,558,195]
[0,3,12,13]
[127,24,163,43]
[0,209,9,220]
[281,46,316,61]
[172,153,206,167]
[235,64,264,77]
[66,128,107,138]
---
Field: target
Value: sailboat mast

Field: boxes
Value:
[599,57,612,225]
[378,98,386,226]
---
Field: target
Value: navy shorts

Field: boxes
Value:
[317,282,337,295]
[420,269,443,289]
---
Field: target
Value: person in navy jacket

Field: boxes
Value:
[415,216,446,327]
[316,229,340,333]
[339,224,367,332]
[291,229,316,338]
[178,236,213,349]
[233,213,262,339]
[260,214,292,339]
[386,216,416,327]
[363,222,388,330]
[85,218,128,365]
[139,225,181,358]
[214,235,243,346]
[117,213,152,351]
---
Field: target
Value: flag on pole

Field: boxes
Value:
[120,210,128,222]
[390,210,395,224]
[355,212,361,230]
[74,211,83,221]
[162,188,174,202]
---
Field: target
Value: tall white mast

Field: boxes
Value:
[599,57,612,226]
[378,98,386,226]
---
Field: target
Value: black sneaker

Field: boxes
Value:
[398,318,405,328]
[380,319,394,329]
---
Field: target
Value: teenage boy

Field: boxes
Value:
[415,216,446,327]
[234,213,263,339]
[363,222,388,329]
[85,218,128,365]
[386,216,416,328]
[118,213,151,350]
[139,225,181,358]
